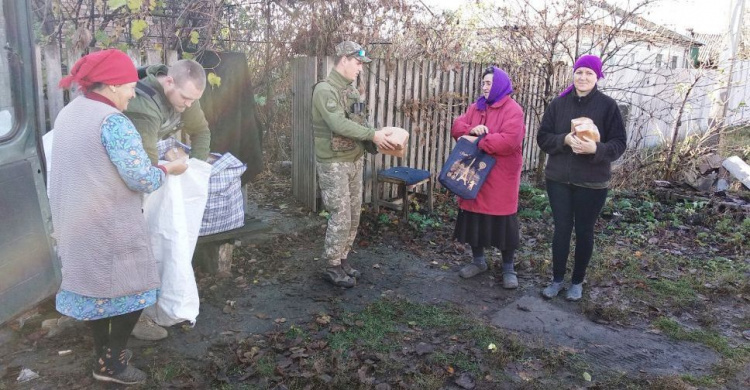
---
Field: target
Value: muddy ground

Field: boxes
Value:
[1,176,748,389]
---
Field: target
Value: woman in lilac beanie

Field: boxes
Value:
[536,55,627,301]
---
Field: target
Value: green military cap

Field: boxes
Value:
[335,41,371,63]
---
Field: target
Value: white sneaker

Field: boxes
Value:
[541,282,564,299]
[566,283,584,301]
[131,316,168,341]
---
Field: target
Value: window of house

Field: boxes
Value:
[655,54,663,68]
[671,56,678,69]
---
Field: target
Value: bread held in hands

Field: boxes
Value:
[378,127,409,158]
[570,117,601,142]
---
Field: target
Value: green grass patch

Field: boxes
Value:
[429,351,480,374]
[647,279,698,307]
[653,317,749,359]
[681,373,719,387]
[149,359,191,384]
[327,301,400,353]
[254,355,276,378]
[325,299,573,384]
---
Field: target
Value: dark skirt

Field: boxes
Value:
[453,209,520,250]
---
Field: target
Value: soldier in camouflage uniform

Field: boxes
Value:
[312,41,396,288]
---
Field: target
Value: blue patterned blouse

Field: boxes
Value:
[56,113,163,321]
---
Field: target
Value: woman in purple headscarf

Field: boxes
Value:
[536,54,627,301]
[450,66,526,289]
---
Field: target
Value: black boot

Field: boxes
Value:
[322,265,356,288]
[340,258,361,279]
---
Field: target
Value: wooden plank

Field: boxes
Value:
[459,62,469,116]
[361,58,373,203]
[375,59,387,200]
[384,59,398,199]
[365,57,379,203]
[146,49,162,65]
[433,66,446,193]
[66,48,84,100]
[428,61,440,192]
[384,60,396,170]
[34,46,47,133]
[393,60,405,133]
[406,60,418,169]
[43,44,64,125]
[392,59,407,190]
[126,48,141,66]
[166,50,178,65]
[291,57,318,211]
[416,60,429,173]
[443,68,456,171]
[466,63,475,112]
[526,68,535,173]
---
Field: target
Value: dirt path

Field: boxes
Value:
[0,203,728,389]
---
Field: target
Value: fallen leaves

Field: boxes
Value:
[315,314,331,325]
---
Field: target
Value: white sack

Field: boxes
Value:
[43,130,54,197]
[142,158,211,326]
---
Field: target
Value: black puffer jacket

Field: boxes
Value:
[536,86,627,184]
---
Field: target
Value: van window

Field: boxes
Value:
[0,3,15,139]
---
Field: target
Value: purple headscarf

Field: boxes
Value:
[476,66,514,111]
[559,54,605,97]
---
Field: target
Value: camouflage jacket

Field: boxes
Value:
[312,69,375,163]
[123,65,211,165]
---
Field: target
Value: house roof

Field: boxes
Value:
[691,33,724,63]
[596,1,698,47]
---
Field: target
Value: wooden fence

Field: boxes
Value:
[291,56,570,211]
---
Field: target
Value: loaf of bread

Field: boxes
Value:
[378,126,409,158]
[164,146,188,162]
[570,117,600,142]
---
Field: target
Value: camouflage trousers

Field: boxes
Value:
[316,159,363,266]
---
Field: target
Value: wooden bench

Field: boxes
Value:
[193,216,270,274]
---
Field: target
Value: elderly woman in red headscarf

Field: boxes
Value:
[48,49,188,385]
[537,54,626,301]
[451,66,526,289]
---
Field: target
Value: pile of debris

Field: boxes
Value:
[681,154,749,192]
[653,154,750,212]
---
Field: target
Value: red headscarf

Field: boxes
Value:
[59,49,138,92]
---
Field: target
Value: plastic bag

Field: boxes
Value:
[142,158,211,326]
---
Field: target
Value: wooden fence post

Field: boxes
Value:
[34,46,47,132]
[291,57,318,211]
[43,44,64,126]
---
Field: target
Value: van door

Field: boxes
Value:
[0,0,60,325]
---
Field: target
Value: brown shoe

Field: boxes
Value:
[131,316,168,341]
[322,266,356,288]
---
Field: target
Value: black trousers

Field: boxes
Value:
[546,180,608,284]
[87,310,142,357]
